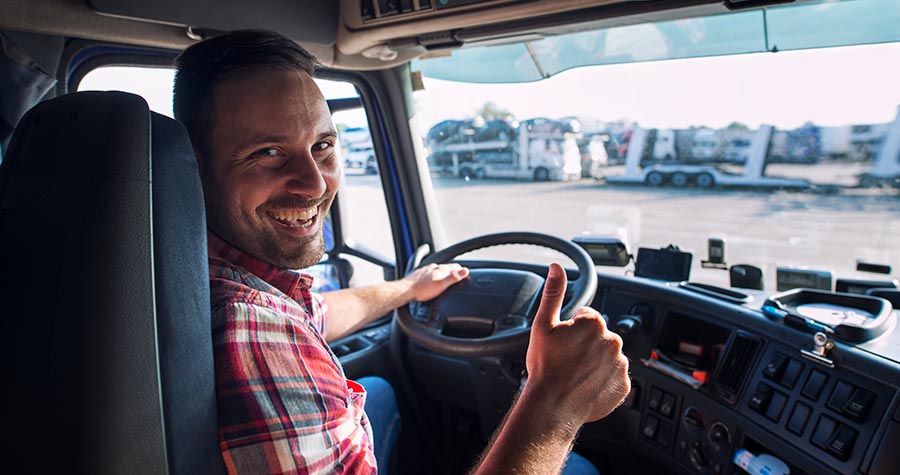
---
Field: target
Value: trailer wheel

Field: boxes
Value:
[534,167,550,182]
[671,172,689,187]
[696,172,714,189]
[459,167,474,179]
[646,171,665,187]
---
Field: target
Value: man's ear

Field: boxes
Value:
[192,144,214,198]
[192,144,208,176]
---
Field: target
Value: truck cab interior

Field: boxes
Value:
[3,1,899,474]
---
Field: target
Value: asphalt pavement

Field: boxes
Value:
[340,171,900,291]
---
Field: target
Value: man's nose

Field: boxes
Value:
[283,151,327,198]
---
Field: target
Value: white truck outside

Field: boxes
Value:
[428,122,582,181]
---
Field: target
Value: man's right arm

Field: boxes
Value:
[471,263,631,475]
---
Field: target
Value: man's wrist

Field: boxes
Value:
[516,383,583,439]
[393,276,418,304]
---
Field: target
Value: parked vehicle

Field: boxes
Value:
[344,144,376,173]
[427,117,582,181]
[690,128,720,161]
[578,135,609,178]
[652,128,677,161]
[770,124,821,163]
[858,106,900,188]
[723,138,752,163]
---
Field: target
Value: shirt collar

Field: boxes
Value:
[207,231,314,297]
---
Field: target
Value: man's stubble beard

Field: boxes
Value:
[259,229,326,270]
[204,180,327,270]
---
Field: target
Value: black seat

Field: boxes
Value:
[2,91,225,474]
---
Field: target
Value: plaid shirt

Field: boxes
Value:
[208,233,376,474]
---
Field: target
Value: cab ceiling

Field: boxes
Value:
[0,0,755,70]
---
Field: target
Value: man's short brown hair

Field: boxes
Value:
[173,29,319,160]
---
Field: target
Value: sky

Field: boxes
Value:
[79,42,900,132]
[412,42,900,131]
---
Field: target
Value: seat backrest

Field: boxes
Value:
[1,91,224,474]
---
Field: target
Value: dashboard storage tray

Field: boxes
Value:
[763,288,894,343]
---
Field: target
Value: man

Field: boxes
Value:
[174,30,630,474]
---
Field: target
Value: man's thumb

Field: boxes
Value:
[533,263,566,331]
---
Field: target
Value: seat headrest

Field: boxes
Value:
[2,91,224,474]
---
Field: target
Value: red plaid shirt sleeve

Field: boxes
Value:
[208,233,376,474]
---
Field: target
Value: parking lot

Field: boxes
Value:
[341,171,900,290]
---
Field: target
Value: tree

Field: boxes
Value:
[475,101,515,121]
[726,121,750,131]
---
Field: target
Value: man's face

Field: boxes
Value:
[202,69,341,269]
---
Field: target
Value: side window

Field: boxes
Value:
[78,66,394,290]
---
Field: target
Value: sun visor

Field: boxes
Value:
[86,0,338,46]
[412,0,900,83]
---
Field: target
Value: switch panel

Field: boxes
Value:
[802,369,829,401]
[763,352,805,389]
[648,387,663,412]
[764,390,788,423]
[642,414,659,440]
[843,387,875,423]
[811,415,859,462]
[828,380,876,423]
[763,353,787,381]
[780,358,804,389]
[660,393,676,418]
[748,382,774,413]
[811,415,838,450]
[787,402,812,435]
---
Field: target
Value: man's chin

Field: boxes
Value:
[267,239,325,270]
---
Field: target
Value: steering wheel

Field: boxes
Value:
[396,232,597,357]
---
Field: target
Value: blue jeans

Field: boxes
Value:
[563,451,600,475]
[359,376,402,475]
[359,376,599,475]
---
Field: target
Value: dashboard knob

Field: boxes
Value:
[709,422,731,445]
[690,441,710,468]
[615,315,643,335]
[684,407,706,430]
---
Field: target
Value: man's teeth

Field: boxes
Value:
[268,208,317,227]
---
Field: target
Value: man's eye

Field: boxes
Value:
[312,141,334,152]
[251,147,281,158]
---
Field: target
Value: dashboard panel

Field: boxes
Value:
[404,262,900,474]
[588,273,900,475]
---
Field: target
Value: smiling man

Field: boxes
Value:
[174,30,629,475]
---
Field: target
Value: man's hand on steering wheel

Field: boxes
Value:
[402,263,470,301]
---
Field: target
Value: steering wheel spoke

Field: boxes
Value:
[396,232,596,357]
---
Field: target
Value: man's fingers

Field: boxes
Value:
[571,307,608,329]
[533,263,567,331]
[451,264,469,280]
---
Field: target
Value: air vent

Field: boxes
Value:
[712,332,760,405]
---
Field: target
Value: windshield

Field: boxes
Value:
[411,0,900,290]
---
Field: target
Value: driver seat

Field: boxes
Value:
[2,91,225,473]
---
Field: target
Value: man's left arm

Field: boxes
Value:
[321,263,469,342]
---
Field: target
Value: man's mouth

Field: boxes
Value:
[266,207,318,228]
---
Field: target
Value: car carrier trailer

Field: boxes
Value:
[604,125,810,189]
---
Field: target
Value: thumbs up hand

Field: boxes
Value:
[525,263,631,423]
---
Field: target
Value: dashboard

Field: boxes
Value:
[406,269,900,475]
[590,273,899,475]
